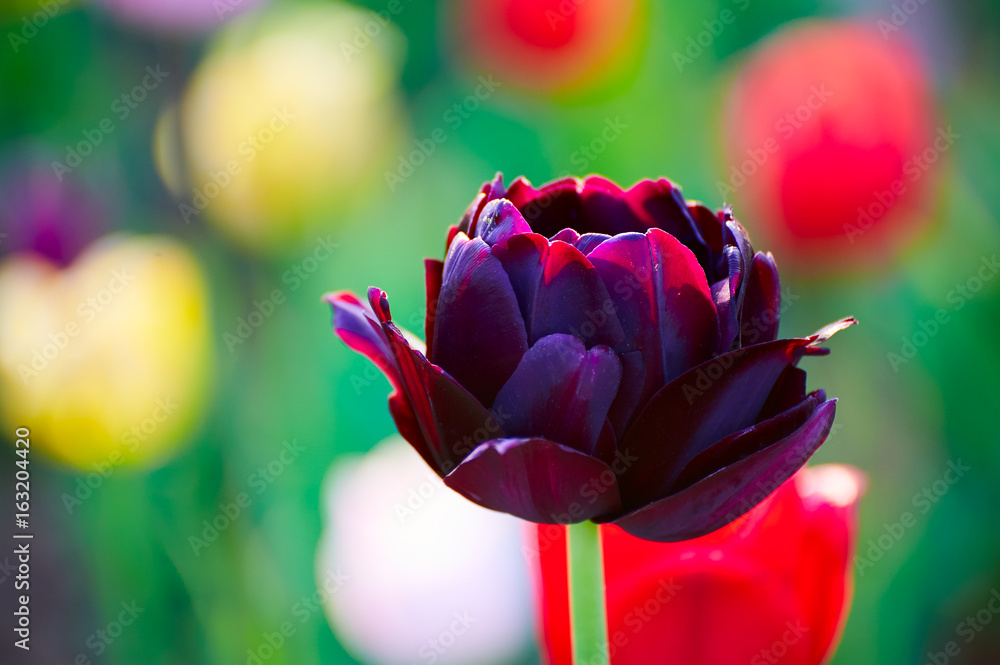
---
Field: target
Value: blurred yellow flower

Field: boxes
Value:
[0,235,213,469]
[163,3,406,255]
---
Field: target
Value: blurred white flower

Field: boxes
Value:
[316,436,534,665]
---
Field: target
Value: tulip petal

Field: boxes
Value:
[740,251,782,345]
[575,232,612,255]
[492,334,622,456]
[475,199,532,246]
[432,233,529,405]
[444,437,622,523]
[617,336,830,508]
[457,172,506,237]
[606,350,645,438]
[625,179,711,267]
[669,394,820,492]
[493,234,626,348]
[325,290,399,392]
[366,288,505,476]
[588,229,719,424]
[506,176,649,238]
[424,258,443,360]
[611,399,836,541]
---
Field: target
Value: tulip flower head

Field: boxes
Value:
[534,464,865,665]
[326,173,853,542]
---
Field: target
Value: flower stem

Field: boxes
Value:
[567,520,608,665]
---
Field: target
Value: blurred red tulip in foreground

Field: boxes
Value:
[452,0,645,95]
[723,21,939,270]
[533,464,864,665]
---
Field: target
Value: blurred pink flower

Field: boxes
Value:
[92,0,268,34]
[0,154,107,266]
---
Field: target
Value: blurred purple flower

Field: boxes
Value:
[93,0,267,34]
[325,174,854,542]
[0,158,106,266]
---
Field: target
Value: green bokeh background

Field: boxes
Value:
[2,0,999,663]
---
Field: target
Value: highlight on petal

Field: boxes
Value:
[492,334,622,456]
[475,198,532,246]
[444,437,622,524]
[432,232,529,406]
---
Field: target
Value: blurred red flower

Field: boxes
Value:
[533,464,864,665]
[452,0,645,95]
[723,21,939,270]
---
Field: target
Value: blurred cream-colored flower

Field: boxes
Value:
[316,436,533,665]
[0,235,213,469]
[162,3,406,254]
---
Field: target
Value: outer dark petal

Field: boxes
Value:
[609,400,836,542]
[588,229,719,421]
[492,234,626,348]
[424,258,443,360]
[475,198,532,245]
[366,288,504,476]
[443,437,622,523]
[432,232,529,405]
[492,334,622,456]
[617,337,821,509]
[740,251,781,346]
[669,394,820,492]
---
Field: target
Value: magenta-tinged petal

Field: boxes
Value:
[741,252,781,345]
[364,288,504,476]
[325,291,398,392]
[617,336,821,509]
[492,334,622,456]
[493,234,626,348]
[550,228,580,244]
[610,400,837,542]
[457,172,506,237]
[432,233,529,405]
[444,437,622,523]
[588,229,719,421]
[475,198,532,245]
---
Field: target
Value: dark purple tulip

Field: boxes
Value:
[326,174,854,542]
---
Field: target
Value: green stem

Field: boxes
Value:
[568,521,609,665]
